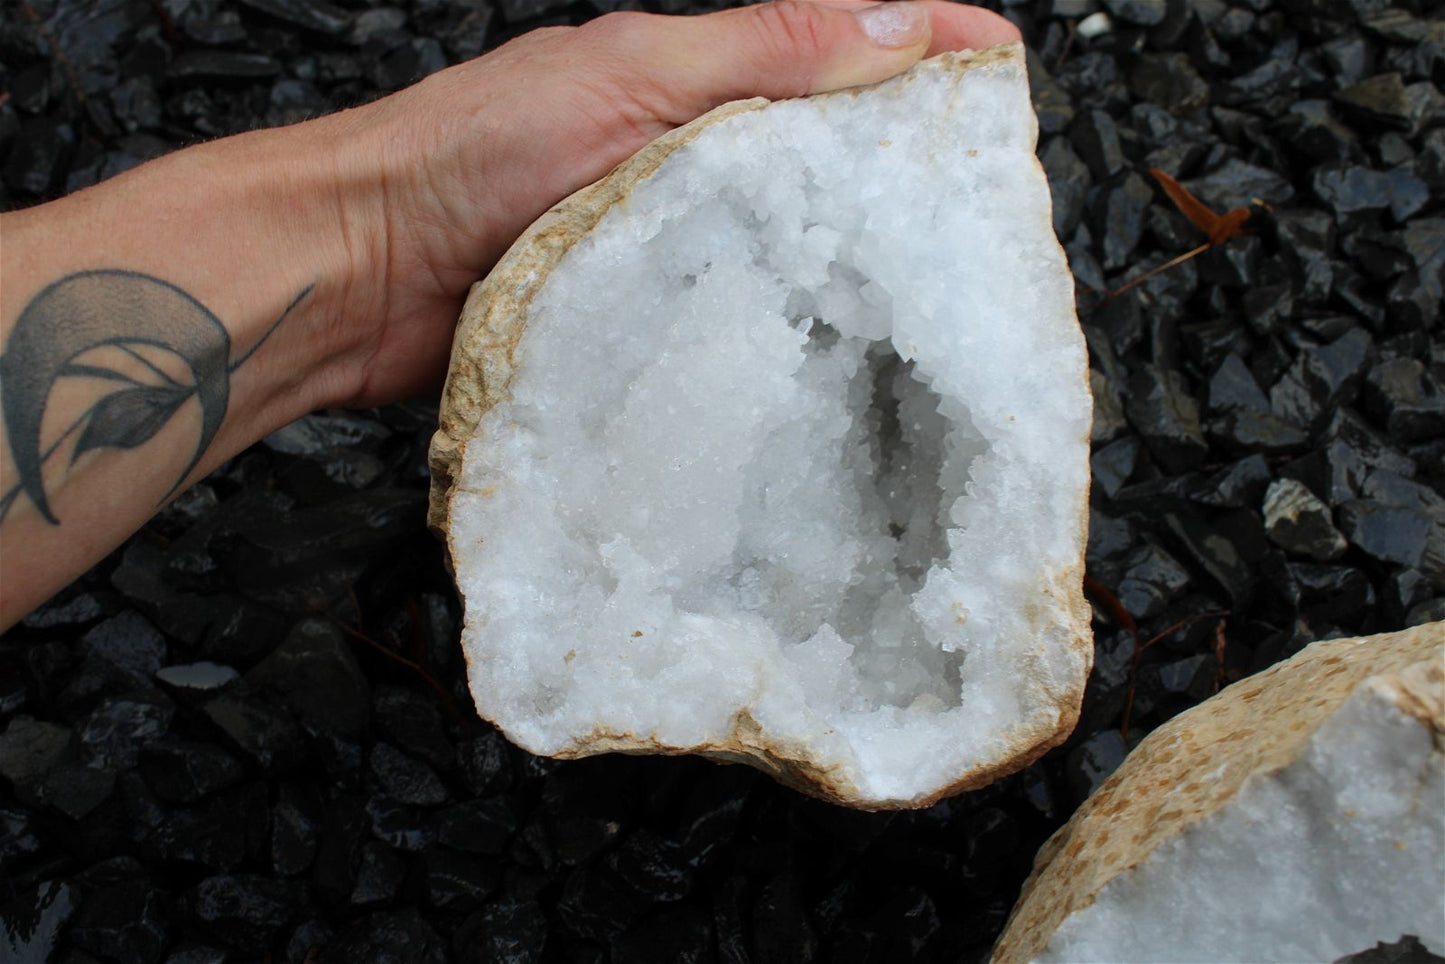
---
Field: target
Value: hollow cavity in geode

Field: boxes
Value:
[430,46,1091,809]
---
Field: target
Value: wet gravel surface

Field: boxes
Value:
[1,0,1442,960]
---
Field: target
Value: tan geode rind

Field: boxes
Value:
[992,621,1445,963]
[428,44,1091,810]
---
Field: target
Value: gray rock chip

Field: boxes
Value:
[1264,478,1348,560]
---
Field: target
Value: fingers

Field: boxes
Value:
[721,0,935,97]
[588,0,1021,123]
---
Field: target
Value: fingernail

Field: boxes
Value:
[854,2,928,48]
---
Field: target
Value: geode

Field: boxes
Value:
[993,621,1445,962]
[429,44,1091,809]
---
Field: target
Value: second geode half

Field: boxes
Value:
[429,45,1091,809]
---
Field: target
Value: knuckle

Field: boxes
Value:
[750,1,831,64]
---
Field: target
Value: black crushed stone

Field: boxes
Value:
[1,0,1442,960]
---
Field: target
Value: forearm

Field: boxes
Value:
[0,119,372,628]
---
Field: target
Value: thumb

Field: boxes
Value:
[680,1,934,102]
[620,1,1021,122]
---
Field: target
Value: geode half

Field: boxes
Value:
[429,44,1091,809]
[993,621,1445,962]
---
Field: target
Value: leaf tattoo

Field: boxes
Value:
[0,270,311,524]
[73,384,195,459]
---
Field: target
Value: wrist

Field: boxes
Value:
[187,119,385,420]
[292,83,510,408]
[105,113,405,434]
[264,106,398,408]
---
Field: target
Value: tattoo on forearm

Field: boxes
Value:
[0,270,311,524]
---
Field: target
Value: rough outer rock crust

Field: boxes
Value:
[991,621,1445,962]
[427,43,1090,809]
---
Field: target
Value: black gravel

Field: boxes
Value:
[2,0,1442,961]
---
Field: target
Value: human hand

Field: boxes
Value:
[320,1,1021,407]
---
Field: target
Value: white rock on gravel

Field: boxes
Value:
[429,45,1091,809]
[993,621,1445,963]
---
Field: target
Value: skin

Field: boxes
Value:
[0,0,1020,630]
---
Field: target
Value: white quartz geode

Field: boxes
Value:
[429,45,1092,809]
[992,622,1445,963]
